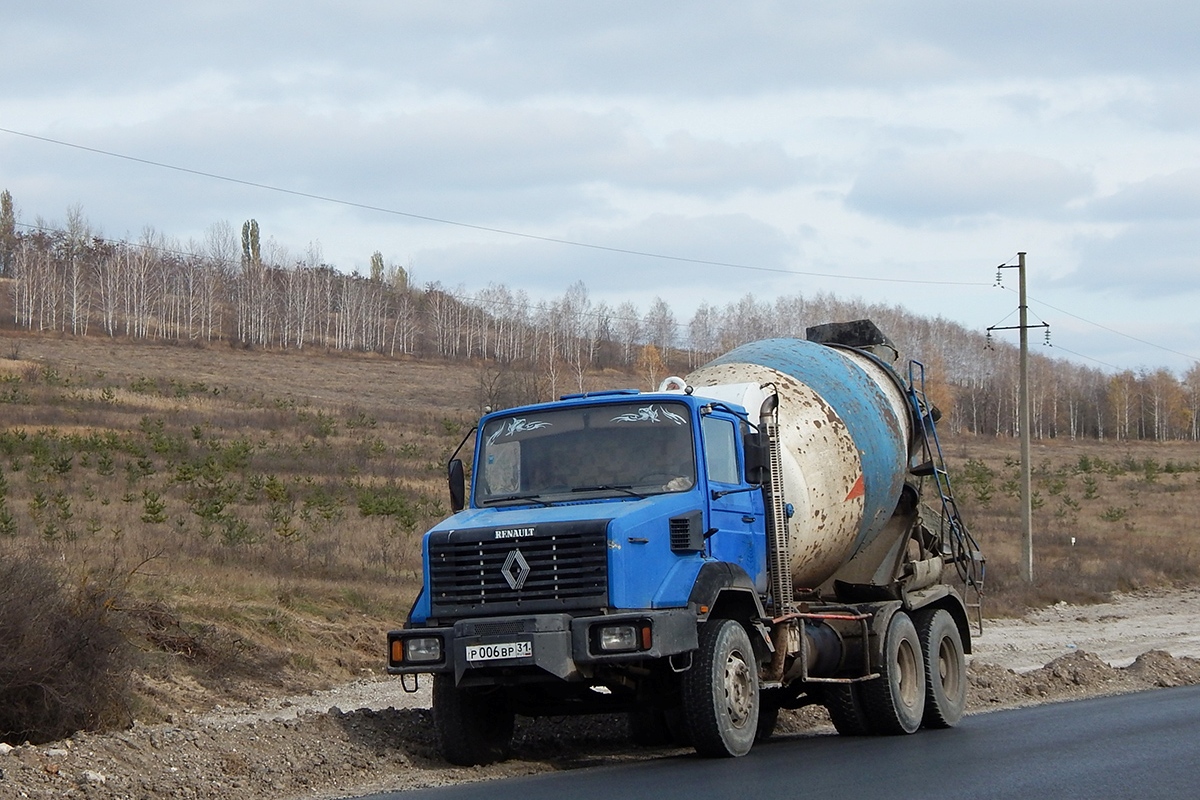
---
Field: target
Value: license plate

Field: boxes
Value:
[466,641,532,662]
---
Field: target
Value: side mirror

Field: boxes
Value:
[445,426,477,513]
[743,431,769,485]
[448,459,466,512]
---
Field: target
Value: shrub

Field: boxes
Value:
[0,556,133,744]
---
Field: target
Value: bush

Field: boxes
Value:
[0,556,133,744]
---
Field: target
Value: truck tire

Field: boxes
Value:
[915,608,967,728]
[756,688,781,742]
[432,674,515,766]
[861,610,925,735]
[664,705,692,747]
[825,684,874,736]
[680,618,760,757]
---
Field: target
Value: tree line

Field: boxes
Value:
[2,195,1199,442]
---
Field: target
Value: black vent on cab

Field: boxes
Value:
[670,509,705,552]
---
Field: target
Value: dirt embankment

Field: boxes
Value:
[4,590,1200,800]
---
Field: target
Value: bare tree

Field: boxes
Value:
[614,301,641,366]
[687,302,719,368]
[92,240,122,337]
[63,204,95,335]
[643,297,676,366]
[202,221,239,341]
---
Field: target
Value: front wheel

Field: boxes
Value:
[432,674,515,766]
[681,618,761,757]
[861,610,925,735]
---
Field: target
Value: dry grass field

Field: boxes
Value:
[0,332,484,722]
[943,435,1200,616]
[2,329,1199,726]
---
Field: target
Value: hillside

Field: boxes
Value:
[0,331,490,726]
[1,329,1199,734]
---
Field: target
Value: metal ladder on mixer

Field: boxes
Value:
[907,360,986,630]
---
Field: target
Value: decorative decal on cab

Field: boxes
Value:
[487,418,552,445]
[611,405,687,425]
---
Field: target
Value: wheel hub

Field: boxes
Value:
[724,650,754,728]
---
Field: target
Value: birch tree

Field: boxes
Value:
[643,297,676,366]
[613,301,641,366]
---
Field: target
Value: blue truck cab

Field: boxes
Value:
[389,388,770,689]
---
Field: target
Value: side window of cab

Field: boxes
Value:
[701,416,739,485]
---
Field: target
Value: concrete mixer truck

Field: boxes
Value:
[387,319,984,765]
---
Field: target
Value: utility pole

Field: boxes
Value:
[989,252,1046,583]
[1016,253,1032,583]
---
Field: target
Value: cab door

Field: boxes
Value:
[702,414,767,592]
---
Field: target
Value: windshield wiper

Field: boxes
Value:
[483,493,554,507]
[571,484,645,499]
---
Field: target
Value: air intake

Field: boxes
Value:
[670,510,704,552]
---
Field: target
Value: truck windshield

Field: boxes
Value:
[476,401,697,505]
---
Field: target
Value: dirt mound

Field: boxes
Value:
[1127,650,1200,687]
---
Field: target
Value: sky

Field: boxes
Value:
[2,1,1198,374]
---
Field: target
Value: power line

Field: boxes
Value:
[1044,343,1122,372]
[0,125,990,288]
[15,220,204,262]
[8,125,1195,370]
[1000,285,1200,366]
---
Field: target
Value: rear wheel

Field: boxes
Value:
[915,608,967,728]
[861,611,925,735]
[432,675,515,766]
[681,619,760,757]
[825,683,874,736]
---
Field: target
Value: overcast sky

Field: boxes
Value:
[2,2,1198,373]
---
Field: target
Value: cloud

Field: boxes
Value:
[413,212,797,300]
[1062,220,1200,295]
[846,151,1093,224]
[1089,168,1200,221]
[11,2,1199,108]
[13,105,807,244]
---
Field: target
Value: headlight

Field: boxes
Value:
[403,636,443,663]
[598,624,639,652]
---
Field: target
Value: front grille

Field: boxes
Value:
[428,520,609,617]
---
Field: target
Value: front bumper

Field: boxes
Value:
[388,609,698,685]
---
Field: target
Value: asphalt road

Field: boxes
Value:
[359,685,1200,800]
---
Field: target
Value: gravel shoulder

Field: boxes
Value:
[4,589,1200,800]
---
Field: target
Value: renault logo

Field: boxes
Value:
[501,549,531,591]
